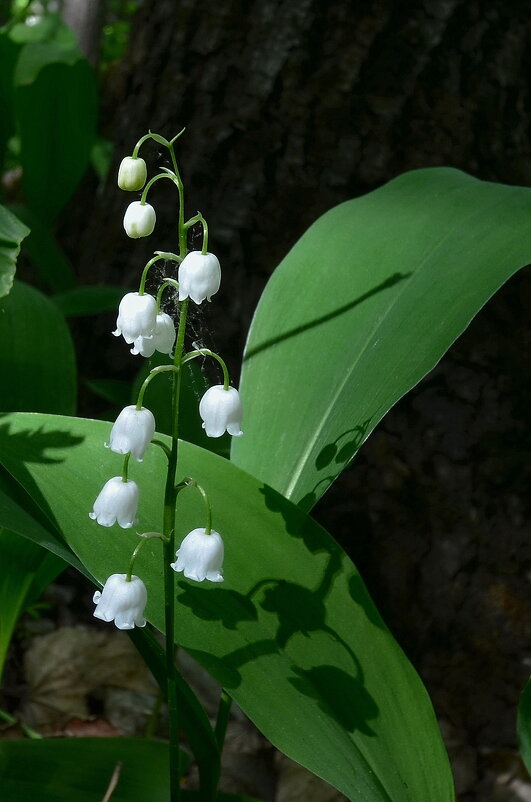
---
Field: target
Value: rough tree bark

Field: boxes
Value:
[63,1,531,799]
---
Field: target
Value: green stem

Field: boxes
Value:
[183,212,209,253]
[136,365,180,410]
[126,532,165,581]
[141,172,179,204]
[156,279,180,312]
[121,453,131,482]
[139,253,180,296]
[182,349,230,390]
[214,691,233,750]
[0,708,42,740]
[163,293,189,802]
[167,144,187,256]
[175,478,212,535]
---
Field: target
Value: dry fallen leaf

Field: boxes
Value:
[21,626,157,733]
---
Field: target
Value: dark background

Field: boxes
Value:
[59,1,531,799]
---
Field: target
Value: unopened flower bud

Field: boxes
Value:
[130,312,176,357]
[171,528,224,583]
[93,574,147,630]
[199,385,243,437]
[106,405,156,462]
[89,476,139,528]
[118,156,147,191]
[123,201,156,238]
[113,292,157,344]
[178,251,221,304]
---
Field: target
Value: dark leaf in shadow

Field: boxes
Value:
[260,581,327,647]
[315,443,337,471]
[184,647,243,690]
[290,664,378,736]
[177,584,258,630]
[348,574,387,631]
[259,483,329,554]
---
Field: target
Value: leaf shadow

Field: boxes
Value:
[244,272,412,360]
[0,419,85,543]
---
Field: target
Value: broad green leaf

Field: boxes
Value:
[0,204,29,298]
[8,16,68,47]
[0,463,83,572]
[0,460,220,795]
[15,58,97,222]
[0,737,186,802]
[518,676,531,775]
[52,285,127,316]
[0,529,64,681]
[9,204,75,292]
[0,31,20,169]
[0,413,454,802]
[11,15,80,85]
[0,281,76,414]
[232,169,531,510]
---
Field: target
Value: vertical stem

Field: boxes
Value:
[163,295,190,802]
[214,691,233,749]
[162,136,189,802]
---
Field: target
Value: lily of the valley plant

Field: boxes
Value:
[89,130,243,801]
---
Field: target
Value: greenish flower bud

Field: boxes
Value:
[118,156,147,191]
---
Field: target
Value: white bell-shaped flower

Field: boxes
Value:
[89,476,139,528]
[117,156,147,191]
[171,528,224,583]
[199,385,243,437]
[178,251,221,304]
[93,574,147,630]
[106,405,156,461]
[113,292,157,344]
[123,201,156,238]
[130,312,176,357]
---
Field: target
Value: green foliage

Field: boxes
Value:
[0,202,29,297]
[14,43,98,222]
[0,529,64,681]
[9,204,75,292]
[518,677,531,776]
[0,281,76,414]
[0,413,454,802]
[232,168,531,511]
[0,738,188,802]
[0,14,98,288]
[2,167,531,800]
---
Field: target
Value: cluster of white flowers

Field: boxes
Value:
[88,140,243,630]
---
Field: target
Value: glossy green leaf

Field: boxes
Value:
[0,204,29,298]
[9,204,76,292]
[0,463,83,572]
[0,31,20,168]
[0,737,186,802]
[232,169,531,510]
[518,676,531,776]
[0,281,76,414]
[0,529,64,681]
[0,413,454,802]
[15,58,97,222]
